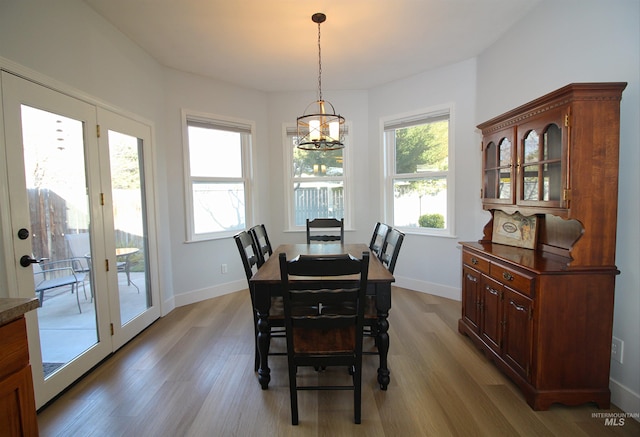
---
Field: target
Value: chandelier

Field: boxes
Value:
[296,13,345,151]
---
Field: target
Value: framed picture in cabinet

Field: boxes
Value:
[492,211,537,249]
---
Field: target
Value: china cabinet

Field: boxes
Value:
[459,83,626,410]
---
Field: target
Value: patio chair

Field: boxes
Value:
[34,259,87,313]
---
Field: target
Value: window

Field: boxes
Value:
[183,111,254,240]
[384,107,453,235]
[283,125,351,230]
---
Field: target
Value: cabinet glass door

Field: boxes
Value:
[482,127,515,205]
[517,108,565,208]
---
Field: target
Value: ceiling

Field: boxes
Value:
[84,0,540,93]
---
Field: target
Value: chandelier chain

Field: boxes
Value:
[317,20,322,102]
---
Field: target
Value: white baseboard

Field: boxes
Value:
[173,279,246,307]
[610,377,640,421]
[394,275,461,301]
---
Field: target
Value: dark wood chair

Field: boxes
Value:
[249,224,273,266]
[369,222,390,258]
[306,217,344,243]
[234,230,285,371]
[379,228,404,274]
[279,251,369,425]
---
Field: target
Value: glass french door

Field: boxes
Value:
[1,72,159,408]
[97,108,160,349]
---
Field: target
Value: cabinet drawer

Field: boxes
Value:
[0,318,29,381]
[490,263,534,297]
[463,250,490,274]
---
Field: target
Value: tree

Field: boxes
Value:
[293,147,343,178]
[394,120,448,199]
[395,120,448,174]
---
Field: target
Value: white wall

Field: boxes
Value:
[368,58,482,299]
[161,67,269,307]
[476,0,640,416]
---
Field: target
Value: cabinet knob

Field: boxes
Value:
[502,272,514,281]
[471,257,478,265]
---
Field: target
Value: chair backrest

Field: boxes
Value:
[369,222,390,257]
[249,224,272,267]
[279,251,369,355]
[306,218,344,243]
[234,230,261,282]
[65,233,91,272]
[379,228,404,274]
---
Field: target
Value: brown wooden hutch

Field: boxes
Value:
[458,82,627,410]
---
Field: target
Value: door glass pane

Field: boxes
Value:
[499,168,512,200]
[484,142,497,199]
[544,124,562,160]
[498,138,512,200]
[498,138,511,167]
[20,105,98,379]
[107,130,151,325]
[543,124,562,201]
[523,130,539,163]
[523,165,539,201]
[485,142,497,169]
[543,161,562,201]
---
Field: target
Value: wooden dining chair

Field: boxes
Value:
[249,224,273,266]
[369,222,390,258]
[306,217,344,243]
[379,227,405,274]
[364,228,404,353]
[234,230,285,371]
[279,251,369,425]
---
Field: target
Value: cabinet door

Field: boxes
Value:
[482,126,516,206]
[480,276,503,354]
[0,365,39,436]
[516,106,568,209]
[462,265,482,333]
[502,287,533,380]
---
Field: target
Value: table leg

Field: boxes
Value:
[254,285,272,389]
[376,312,390,390]
[256,311,271,389]
[373,283,391,390]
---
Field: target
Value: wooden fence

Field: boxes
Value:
[28,188,144,262]
[293,186,344,226]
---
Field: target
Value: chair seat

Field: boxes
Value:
[35,275,83,292]
[293,326,356,354]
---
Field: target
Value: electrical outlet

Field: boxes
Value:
[611,336,623,364]
[221,264,228,274]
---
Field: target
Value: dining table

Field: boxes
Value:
[249,243,395,390]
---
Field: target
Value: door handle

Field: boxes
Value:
[20,255,42,267]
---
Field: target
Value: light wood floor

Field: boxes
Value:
[37,287,639,436]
